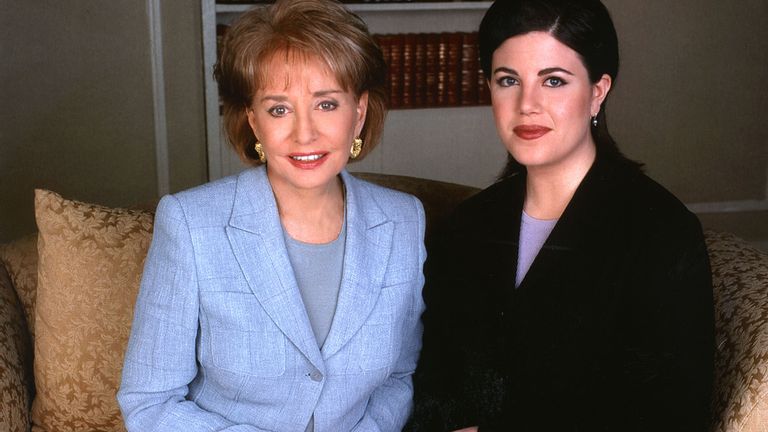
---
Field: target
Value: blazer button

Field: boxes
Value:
[309,371,323,382]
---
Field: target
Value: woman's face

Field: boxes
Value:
[247,55,367,195]
[490,31,611,174]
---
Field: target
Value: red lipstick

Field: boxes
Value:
[288,152,328,169]
[513,125,551,140]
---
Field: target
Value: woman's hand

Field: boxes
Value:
[453,428,479,432]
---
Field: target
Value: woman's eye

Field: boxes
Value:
[268,106,288,117]
[544,77,567,87]
[318,101,338,111]
[496,76,518,87]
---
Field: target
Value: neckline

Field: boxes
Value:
[522,209,559,224]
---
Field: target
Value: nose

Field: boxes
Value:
[293,108,317,145]
[518,84,540,116]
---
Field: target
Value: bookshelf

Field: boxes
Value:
[201,1,502,186]
[217,2,493,14]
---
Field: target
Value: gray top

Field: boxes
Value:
[284,217,347,349]
[516,210,558,288]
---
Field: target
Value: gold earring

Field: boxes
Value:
[350,137,363,159]
[254,141,266,163]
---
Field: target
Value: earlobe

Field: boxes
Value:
[594,74,612,102]
[356,91,369,135]
[592,74,612,112]
[246,108,259,138]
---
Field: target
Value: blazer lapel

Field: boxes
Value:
[516,155,625,293]
[225,167,324,371]
[321,171,394,359]
[465,173,525,296]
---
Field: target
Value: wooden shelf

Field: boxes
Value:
[216,2,492,14]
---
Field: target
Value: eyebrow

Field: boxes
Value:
[493,66,575,76]
[260,89,343,103]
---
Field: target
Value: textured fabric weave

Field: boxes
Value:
[0,262,32,432]
[32,189,153,432]
[0,234,38,339]
[117,168,426,432]
[707,230,768,432]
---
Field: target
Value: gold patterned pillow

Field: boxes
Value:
[32,189,153,432]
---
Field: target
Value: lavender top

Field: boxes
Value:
[516,211,558,288]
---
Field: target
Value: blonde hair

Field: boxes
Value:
[214,0,388,165]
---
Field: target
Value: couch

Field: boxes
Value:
[0,173,767,432]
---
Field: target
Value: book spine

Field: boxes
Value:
[442,32,463,106]
[460,32,479,106]
[478,62,491,105]
[388,34,404,109]
[376,34,394,109]
[412,33,427,108]
[424,33,440,107]
[401,33,417,109]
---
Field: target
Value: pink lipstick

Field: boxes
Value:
[513,125,551,140]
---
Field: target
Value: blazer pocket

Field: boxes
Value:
[357,283,412,371]
[201,292,286,377]
[359,321,394,371]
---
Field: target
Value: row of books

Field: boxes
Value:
[216,26,489,110]
[375,32,489,109]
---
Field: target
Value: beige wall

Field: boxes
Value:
[606,0,768,202]
[162,0,208,194]
[604,0,768,247]
[2,1,765,248]
[0,0,207,243]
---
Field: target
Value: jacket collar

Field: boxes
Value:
[321,170,393,360]
[476,153,630,292]
[225,167,393,370]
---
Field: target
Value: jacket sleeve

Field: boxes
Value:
[352,195,427,432]
[607,212,714,431]
[405,221,485,431]
[117,195,266,432]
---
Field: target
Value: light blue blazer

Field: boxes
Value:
[118,167,426,432]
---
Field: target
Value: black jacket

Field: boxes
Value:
[407,153,714,431]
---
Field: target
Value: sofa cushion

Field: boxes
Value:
[0,263,33,432]
[352,172,479,239]
[32,189,153,432]
[706,230,768,432]
[0,233,39,339]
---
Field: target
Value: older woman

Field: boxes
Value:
[409,0,714,430]
[117,1,425,431]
